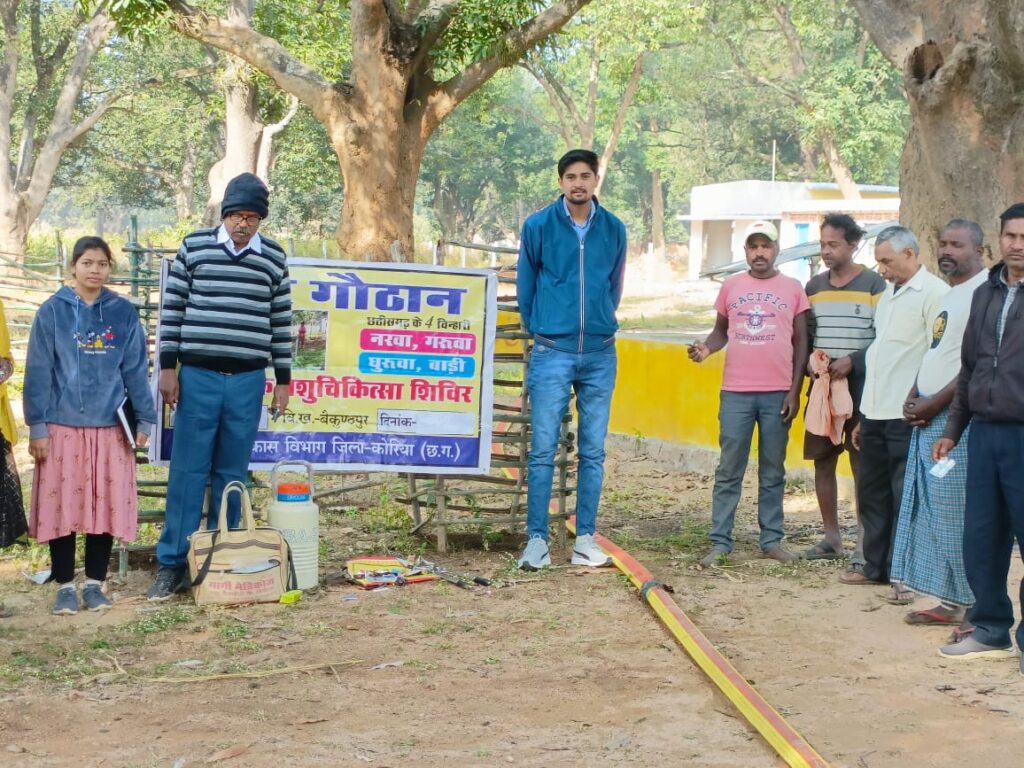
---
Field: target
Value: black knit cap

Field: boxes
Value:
[221,173,269,220]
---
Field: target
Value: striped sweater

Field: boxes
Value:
[159,227,292,383]
[805,268,886,377]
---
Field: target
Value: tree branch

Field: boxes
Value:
[771,3,806,78]
[720,35,801,104]
[856,30,869,68]
[0,0,21,192]
[849,0,924,66]
[520,59,581,147]
[166,1,339,118]
[25,61,213,222]
[25,6,114,199]
[595,52,646,197]
[583,39,599,147]
[104,153,177,188]
[407,0,460,76]
[505,96,570,145]
[431,0,594,126]
[16,0,80,190]
[256,94,300,180]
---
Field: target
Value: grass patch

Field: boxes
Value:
[612,519,709,556]
[119,604,198,639]
[617,305,715,333]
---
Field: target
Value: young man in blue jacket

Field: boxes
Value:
[516,149,628,570]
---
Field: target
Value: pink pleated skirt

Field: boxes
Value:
[30,424,138,543]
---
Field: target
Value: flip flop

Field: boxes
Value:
[803,540,845,560]
[905,608,963,626]
[883,588,915,605]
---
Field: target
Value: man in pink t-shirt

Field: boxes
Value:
[689,221,810,566]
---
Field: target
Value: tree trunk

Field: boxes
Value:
[175,140,200,221]
[0,193,28,253]
[0,6,117,264]
[328,118,423,262]
[202,58,263,225]
[651,167,665,259]
[256,95,299,182]
[202,1,262,225]
[822,133,862,200]
[0,205,29,280]
[594,52,646,198]
[167,0,593,260]
[852,0,1024,266]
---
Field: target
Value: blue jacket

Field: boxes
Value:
[516,196,627,353]
[24,286,156,439]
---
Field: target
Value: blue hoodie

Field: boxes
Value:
[24,286,156,440]
[516,196,627,353]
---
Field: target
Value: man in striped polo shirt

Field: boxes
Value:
[803,214,885,563]
[148,173,292,601]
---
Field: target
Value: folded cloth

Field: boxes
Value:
[806,350,853,445]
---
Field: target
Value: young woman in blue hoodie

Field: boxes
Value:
[24,236,156,615]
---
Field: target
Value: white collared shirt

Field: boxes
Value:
[861,265,949,419]
[216,224,263,256]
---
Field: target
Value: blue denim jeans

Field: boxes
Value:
[156,366,265,568]
[709,390,790,552]
[526,343,617,541]
[962,421,1024,650]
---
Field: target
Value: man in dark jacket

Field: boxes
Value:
[515,149,627,570]
[934,203,1024,670]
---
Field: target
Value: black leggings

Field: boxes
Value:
[48,533,114,584]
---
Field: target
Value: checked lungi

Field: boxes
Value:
[890,408,974,607]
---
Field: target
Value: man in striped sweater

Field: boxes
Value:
[148,173,292,601]
[803,214,885,564]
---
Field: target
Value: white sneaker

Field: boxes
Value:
[517,536,551,571]
[571,534,612,567]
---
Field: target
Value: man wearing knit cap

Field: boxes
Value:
[148,172,292,601]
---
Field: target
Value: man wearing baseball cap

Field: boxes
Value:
[148,172,293,601]
[689,220,809,566]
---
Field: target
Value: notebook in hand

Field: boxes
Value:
[117,395,137,449]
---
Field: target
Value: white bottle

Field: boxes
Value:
[266,460,320,590]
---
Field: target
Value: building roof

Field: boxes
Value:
[683,179,899,220]
[698,219,898,280]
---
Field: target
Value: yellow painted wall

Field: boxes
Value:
[609,337,851,477]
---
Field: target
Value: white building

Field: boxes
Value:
[681,180,900,280]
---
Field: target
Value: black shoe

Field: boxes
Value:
[147,567,188,602]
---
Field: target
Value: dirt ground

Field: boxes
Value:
[1,439,1023,768]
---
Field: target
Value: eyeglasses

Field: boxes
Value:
[226,213,262,226]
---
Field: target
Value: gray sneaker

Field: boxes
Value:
[699,547,730,568]
[571,534,612,567]
[82,584,112,612]
[938,634,1016,660]
[147,567,188,602]
[517,536,551,571]
[52,587,79,616]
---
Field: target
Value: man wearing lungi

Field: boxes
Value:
[890,220,985,631]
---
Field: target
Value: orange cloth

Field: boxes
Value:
[805,350,854,445]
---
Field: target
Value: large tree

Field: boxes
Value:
[520,0,687,197]
[200,0,300,225]
[0,2,118,263]
[107,0,593,261]
[706,0,904,197]
[852,0,1024,264]
[419,68,554,246]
